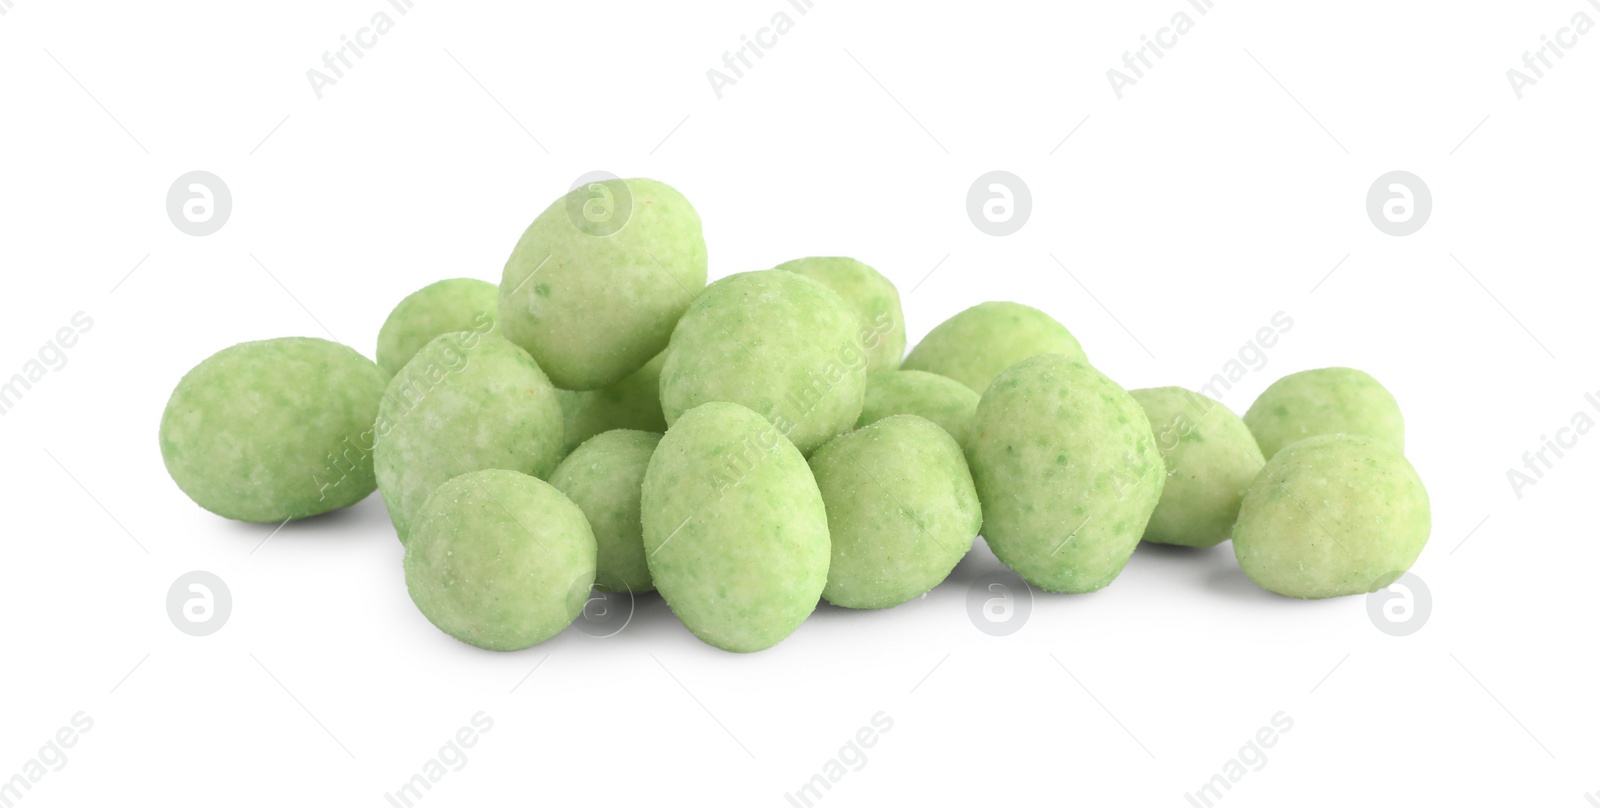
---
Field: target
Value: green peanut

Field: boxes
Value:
[549,429,661,594]
[160,337,385,523]
[1232,434,1430,598]
[774,256,905,373]
[809,415,981,609]
[374,332,563,541]
[659,270,866,455]
[556,352,667,458]
[1130,387,1265,548]
[405,469,596,650]
[967,354,1164,593]
[857,369,979,448]
[375,278,498,380]
[903,301,1086,394]
[499,177,707,391]
[1244,367,1404,460]
[641,402,830,652]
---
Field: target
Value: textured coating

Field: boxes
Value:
[774,256,905,373]
[659,270,866,455]
[857,369,980,448]
[375,278,499,380]
[549,429,661,594]
[641,402,830,652]
[1244,367,1404,460]
[557,352,667,457]
[1130,387,1265,548]
[809,416,981,609]
[902,301,1086,394]
[404,470,596,651]
[966,354,1164,593]
[160,337,385,522]
[499,177,707,391]
[1232,434,1430,598]
[374,332,564,541]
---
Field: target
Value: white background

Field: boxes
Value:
[1,1,1596,805]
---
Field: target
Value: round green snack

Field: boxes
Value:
[967,354,1164,593]
[1130,387,1265,548]
[641,402,830,652]
[499,177,707,391]
[160,337,385,522]
[1232,434,1430,599]
[1243,367,1404,460]
[808,415,981,609]
[404,469,596,651]
[902,301,1087,394]
[375,278,498,380]
[857,369,980,448]
[549,429,661,594]
[557,352,667,457]
[659,270,866,455]
[774,256,905,373]
[374,331,564,541]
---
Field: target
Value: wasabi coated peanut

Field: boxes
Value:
[1232,434,1430,599]
[405,469,596,650]
[549,429,661,594]
[641,402,830,652]
[967,354,1164,593]
[902,301,1087,394]
[774,256,905,373]
[659,271,866,455]
[160,337,385,522]
[1243,367,1404,460]
[857,369,980,448]
[375,278,498,379]
[374,331,563,541]
[499,177,708,391]
[808,415,981,609]
[557,352,667,457]
[1130,387,1265,548]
